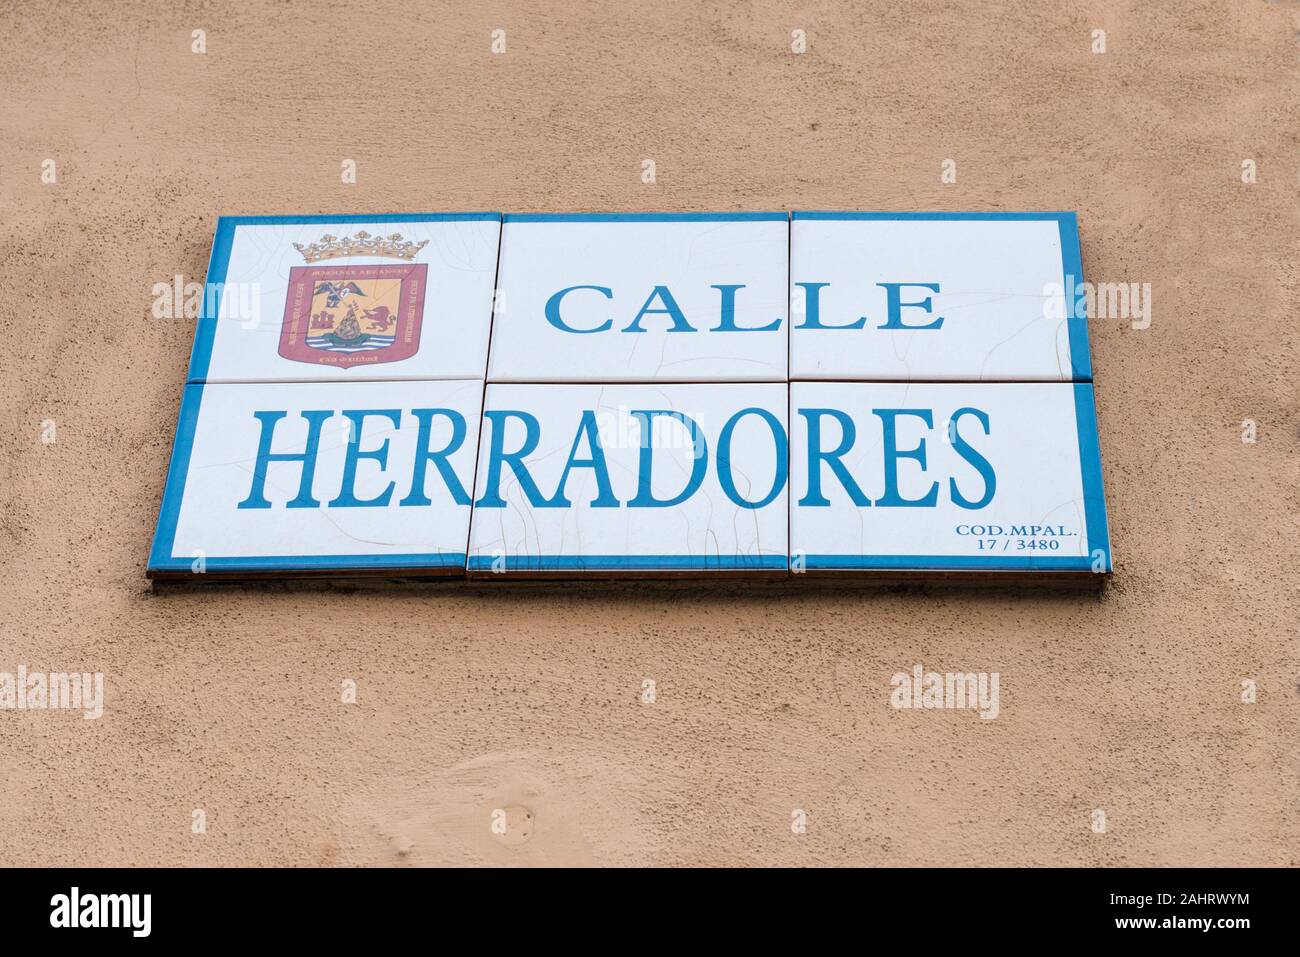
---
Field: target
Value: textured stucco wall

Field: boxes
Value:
[0,0,1296,866]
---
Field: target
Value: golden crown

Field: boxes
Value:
[293,231,429,262]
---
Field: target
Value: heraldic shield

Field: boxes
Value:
[278,262,427,368]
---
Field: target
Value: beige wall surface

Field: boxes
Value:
[0,0,1296,867]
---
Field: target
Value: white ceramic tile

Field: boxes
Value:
[789,212,1091,381]
[148,379,483,577]
[789,382,1111,573]
[187,214,501,383]
[487,213,789,383]
[467,383,789,575]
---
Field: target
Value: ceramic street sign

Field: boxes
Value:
[186,213,501,383]
[486,213,790,383]
[788,381,1110,574]
[148,379,483,578]
[789,212,1090,381]
[150,210,1113,582]
[466,383,790,576]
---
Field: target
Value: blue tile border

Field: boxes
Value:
[150,554,468,575]
[1057,213,1091,380]
[505,212,789,223]
[467,555,789,571]
[147,383,205,573]
[212,212,501,226]
[800,555,1097,571]
[792,210,1076,221]
[184,218,233,384]
[1072,381,1112,571]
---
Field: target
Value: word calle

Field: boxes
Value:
[542,281,944,334]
